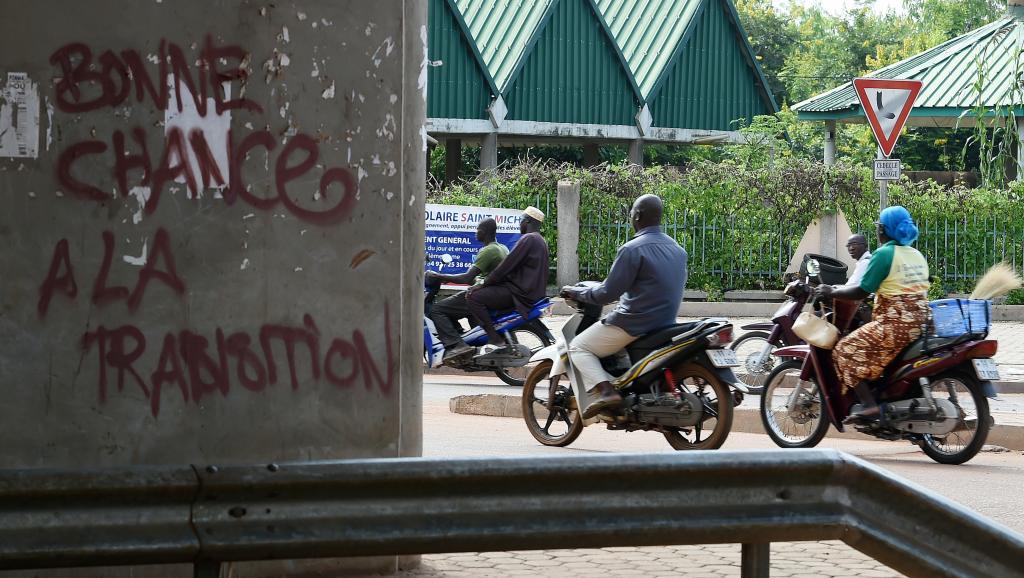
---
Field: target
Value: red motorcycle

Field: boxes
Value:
[758,272,997,465]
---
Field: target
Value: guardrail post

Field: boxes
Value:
[194,561,221,578]
[741,543,769,578]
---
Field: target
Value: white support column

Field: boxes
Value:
[824,120,836,166]
[628,139,644,166]
[480,133,498,173]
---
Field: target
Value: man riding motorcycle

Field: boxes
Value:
[467,206,550,356]
[426,218,508,361]
[560,194,688,419]
[815,206,930,423]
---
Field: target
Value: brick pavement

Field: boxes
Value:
[395,541,904,577]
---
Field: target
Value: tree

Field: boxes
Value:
[735,0,799,104]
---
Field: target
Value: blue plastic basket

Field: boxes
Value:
[929,299,992,337]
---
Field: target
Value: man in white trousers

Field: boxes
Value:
[561,194,688,419]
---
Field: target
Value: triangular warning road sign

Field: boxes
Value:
[853,78,922,158]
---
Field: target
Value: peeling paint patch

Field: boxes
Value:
[297,11,307,20]
[240,258,250,270]
[123,240,148,266]
[376,114,396,141]
[281,26,290,43]
[350,249,376,269]
[45,98,53,151]
[321,81,336,100]
[418,25,429,104]
[420,125,428,153]
[389,94,398,105]
[129,186,152,224]
[371,37,395,68]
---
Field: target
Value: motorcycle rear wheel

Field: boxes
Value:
[494,323,552,387]
[920,371,991,465]
[662,363,734,450]
[760,360,830,449]
[521,360,583,447]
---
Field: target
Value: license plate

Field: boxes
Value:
[707,349,740,368]
[972,359,1000,381]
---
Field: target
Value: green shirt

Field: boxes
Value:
[859,241,930,296]
[473,241,508,285]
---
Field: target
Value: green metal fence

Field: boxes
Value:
[431,194,1024,293]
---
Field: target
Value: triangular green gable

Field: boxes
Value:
[651,0,773,131]
[505,0,640,125]
[428,0,494,120]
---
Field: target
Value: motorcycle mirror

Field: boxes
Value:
[806,258,821,277]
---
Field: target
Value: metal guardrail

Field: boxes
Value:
[1,449,1023,577]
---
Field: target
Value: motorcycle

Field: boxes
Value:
[731,263,870,394]
[424,282,554,387]
[758,260,997,465]
[521,282,748,450]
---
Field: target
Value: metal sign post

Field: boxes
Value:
[853,78,921,211]
[878,148,888,210]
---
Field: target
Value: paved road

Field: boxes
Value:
[395,374,1024,578]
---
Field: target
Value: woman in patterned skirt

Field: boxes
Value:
[816,206,930,423]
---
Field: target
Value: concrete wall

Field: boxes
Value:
[0,0,424,574]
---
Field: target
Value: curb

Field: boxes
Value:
[449,394,1024,451]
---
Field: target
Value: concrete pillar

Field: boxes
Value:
[444,138,462,183]
[819,213,838,258]
[628,139,644,166]
[824,120,837,166]
[0,0,424,575]
[819,121,838,256]
[556,180,581,288]
[480,132,498,172]
[1017,117,1023,182]
[583,143,601,167]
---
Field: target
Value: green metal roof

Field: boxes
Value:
[651,0,774,130]
[454,0,553,92]
[428,0,497,119]
[503,0,642,125]
[794,11,1024,121]
[596,0,702,99]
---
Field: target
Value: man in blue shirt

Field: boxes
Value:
[561,195,688,419]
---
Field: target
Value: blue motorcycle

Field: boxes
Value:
[424,283,553,387]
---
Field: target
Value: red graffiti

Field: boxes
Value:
[51,38,358,226]
[38,229,186,317]
[50,36,260,115]
[82,305,395,417]
[37,239,78,317]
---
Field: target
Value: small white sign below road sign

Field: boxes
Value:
[874,159,901,181]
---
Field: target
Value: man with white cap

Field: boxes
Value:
[466,206,550,353]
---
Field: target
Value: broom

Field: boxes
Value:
[970,262,1024,300]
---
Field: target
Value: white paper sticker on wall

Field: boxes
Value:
[0,73,40,159]
[164,78,232,193]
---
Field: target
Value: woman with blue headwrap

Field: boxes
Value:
[816,206,930,422]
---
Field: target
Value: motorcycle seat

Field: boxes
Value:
[626,322,701,360]
[898,332,981,362]
[489,298,552,324]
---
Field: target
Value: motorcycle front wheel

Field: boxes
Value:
[521,360,583,447]
[730,331,776,394]
[760,360,830,448]
[920,371,991,465]
[662,363,734,450]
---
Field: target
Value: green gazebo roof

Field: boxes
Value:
[794,8,1024,127]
